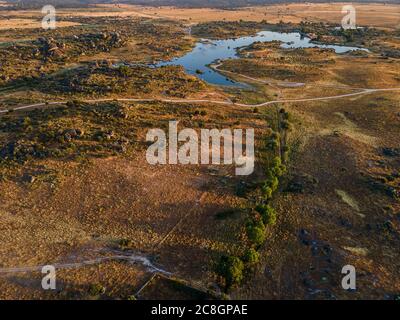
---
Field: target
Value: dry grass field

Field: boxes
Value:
[0,18,79,30]
[1,3,399,30]
[105,3,400,29]
[0,99,269,299]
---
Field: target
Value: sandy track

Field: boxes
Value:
[0,249,171,275]
[1,86,400,114]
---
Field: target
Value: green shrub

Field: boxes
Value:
[261,156,287,200]
[216,255,244,290]
[281,119,291,130]
[267,139,279,151]
[118,238,134,250]
[23,117,31,127]
[272,156,281,167]
[280,108,290,120]
[246,219,266,247]
[270,157,286,177]
[262,185,273,199]
[118,65,131,77]
[266,132,280,150]
[264,174,279,192]
[256,204,277,226]
[88,283,106,296]
[242,248,260,265]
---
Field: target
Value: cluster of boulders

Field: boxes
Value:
[93,129,129,153]
[381,49,400,58]
[382,147,400,157]
[94,130,115,142]
[367,177,399,200]
[36,31,124,60]
[60,128,84,142]
[0,140,41,162]
[114,138,129,154]
[116,108,130,119]
[38,37,65,58]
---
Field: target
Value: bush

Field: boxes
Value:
[270,157,286,177]
[264,174,279,192]
[88,283,106,296]
[118,65,131,77]
[261,156,287,200]
[271,132,280,140]
[256,204,277,226]
[262,186,273,199]
[242,248,260,265]
[246,219,266,247]
[118,238,134,250]
[280,108,290,120]
[23,117,31,127]
[266,132,280,151]
[281,119,291,130]
[216,255,244,290]
[267,138,279,151]
[272,156,282,167]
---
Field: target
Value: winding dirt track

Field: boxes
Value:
[1,64,400,114]
[0,250,171,275]
[1,87,400,115]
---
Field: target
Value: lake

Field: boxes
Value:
[157,30,367,87]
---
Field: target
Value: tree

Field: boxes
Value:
[246,219,266,247]
[266,132,280,151]
[217,255,244,290]
[264,174,279,192]
[118,65,130,77]
[256,204,277,226]
[242,248,260,265]
[270,156,286,177]
[262,185,273,199]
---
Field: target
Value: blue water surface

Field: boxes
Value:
[157,30,366,87]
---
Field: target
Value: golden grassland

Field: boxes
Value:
[1,3,399,30]
[0,4,399,299]
[0,99,270,299]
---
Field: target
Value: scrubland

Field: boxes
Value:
[0,3,399,299]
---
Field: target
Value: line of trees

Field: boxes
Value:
[216,108,291,292]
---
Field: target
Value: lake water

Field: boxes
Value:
[157,30,367,87]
